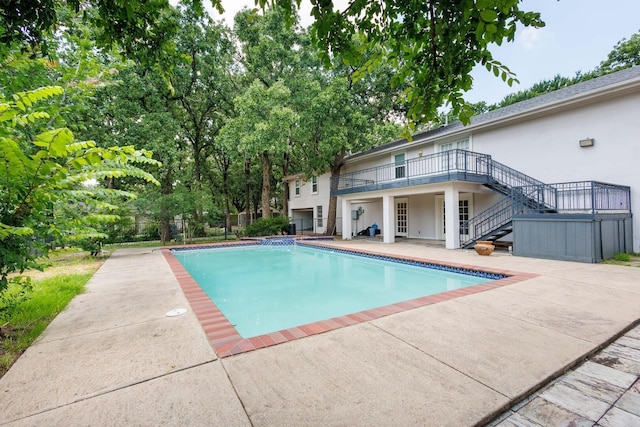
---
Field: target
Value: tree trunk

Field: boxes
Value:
[325,154,345,236]
[244,158,251,225]
[282,151,290,217]
[261,151,272,219]
[160,170,173,245]
[221,165,231,234]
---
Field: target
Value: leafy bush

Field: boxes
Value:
[77,239,102,256]
[244,216,290,237]
[0,277,33,321]
[142,223,161,240]
[0,87,160,293]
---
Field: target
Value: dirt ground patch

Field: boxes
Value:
[12,251,106,281]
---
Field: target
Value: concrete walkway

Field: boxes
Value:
[489,325,640,426]
[0,242,639,426]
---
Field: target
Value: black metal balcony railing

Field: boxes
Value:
[461,181,631,248]
[331,150,557,210]
[331,150,492,192]
[552,181,631,213]
[331,149,631,248]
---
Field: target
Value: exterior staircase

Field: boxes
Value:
[329,148,630,255]
[460,159,558,249]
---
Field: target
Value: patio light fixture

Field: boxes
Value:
[579,138,594,147]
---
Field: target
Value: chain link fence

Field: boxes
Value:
[103,215,344,244]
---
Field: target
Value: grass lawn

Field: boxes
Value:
[104,234,239,250]
[0,251,104,378]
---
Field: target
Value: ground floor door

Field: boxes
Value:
[395,198,408,237]
[435,194,473,241]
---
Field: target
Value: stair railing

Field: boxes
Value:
[511,184,558,213]
[460,196,514,248]
[487,160,558,211]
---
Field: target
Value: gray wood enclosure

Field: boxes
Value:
[513,214,633,263]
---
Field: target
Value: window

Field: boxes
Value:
[438,138,470,170]
[394,153,406,179]
[438,138,470,152]
[316,205,323,227]
[311,176,318,193]
[295,180,300,196]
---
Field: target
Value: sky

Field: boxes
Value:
[209,0,640,105]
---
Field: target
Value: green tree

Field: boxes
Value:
[1,1,545,129]
[84,66,184,245]
[167,6,237,233]
[598,32,640,74]
[292,38,404,235]
[80,6,238,241]
[297,77,401,234]
[297,0,543,129]
[0,87,160,293]
[220,80,298,218]
[483,31,640,111]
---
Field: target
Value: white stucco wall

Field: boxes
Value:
[300,77,640,251]
[472,92,639,251]
[288,174,333,234]
[349,200,383,236]
[472,94,638,184]
[407,194,437,239]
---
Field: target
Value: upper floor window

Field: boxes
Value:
[295,180,300,196]
[394,153,406,179]
[311,177,318,193]
[438,138,470,152]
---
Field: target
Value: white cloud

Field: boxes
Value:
[518,26,544,50]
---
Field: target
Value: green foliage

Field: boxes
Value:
[76,239,102,256]
[491,72,598,109]
[1,271,92,377]
[613,252,631,262]
[298,0,545,129]
[483,31,640,111]
[598,32,640,74]
[220,79,298,217]
[0,277,33,321]
[1,0,548,132]
[142,223,161,240]
[0,86,160,293]
[244,216,290,237]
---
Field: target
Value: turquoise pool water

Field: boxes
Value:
[173,244,491,338]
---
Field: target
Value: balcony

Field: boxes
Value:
[330,150,494,195]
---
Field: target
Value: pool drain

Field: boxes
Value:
[165,308,188,317]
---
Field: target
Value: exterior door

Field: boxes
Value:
[436,195,473,241]
[438,138,470,171]
[395,198,408,237]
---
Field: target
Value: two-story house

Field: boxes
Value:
[288,66,639,262]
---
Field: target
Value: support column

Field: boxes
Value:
[444,185,460,249]
[341,198,352,240]
[382,195,395,244]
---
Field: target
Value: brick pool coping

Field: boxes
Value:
[162,241,538,358]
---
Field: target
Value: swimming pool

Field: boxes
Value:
[172,243,499,339]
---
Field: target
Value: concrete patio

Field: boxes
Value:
[0,241,639,426]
